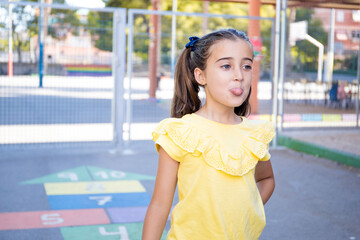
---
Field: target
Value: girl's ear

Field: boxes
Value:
[194,68,206,86]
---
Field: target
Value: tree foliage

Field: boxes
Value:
[96,0,275,66]
[0,0,38,62]
[86,0,152,52]
[0,0,82,63]
[48,0,82,39]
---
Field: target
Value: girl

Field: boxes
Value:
[142,29,275,240]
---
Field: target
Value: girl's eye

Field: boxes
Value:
[242,65,252,71]
[221,64,231,70]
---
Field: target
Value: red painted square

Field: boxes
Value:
[283,114,302,122]
[342,114,356,122]
[248,114,260,120]
[0,209,110,230]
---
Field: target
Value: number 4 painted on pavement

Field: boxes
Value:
[99,226,129,239]
[57,172,78,181]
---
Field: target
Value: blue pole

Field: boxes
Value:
[38,1,44,88]
[39,42,43,88]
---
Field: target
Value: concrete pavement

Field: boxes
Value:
[0,134,359,239]
[0,76,359,239]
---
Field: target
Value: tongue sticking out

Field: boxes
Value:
[230,88,243,96]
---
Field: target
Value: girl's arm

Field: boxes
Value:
[255,160,275,205]
[142,146,179,240]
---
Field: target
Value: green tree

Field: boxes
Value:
[47,0,82,40]
[87,10,113,51]
[93,0,275,66]
[87,0,151,52]
[0,0,38,63]
[0,0,82,64]
[103,0,151,9]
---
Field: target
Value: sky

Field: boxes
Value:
[65,0,105,8]
[65,0,105,15]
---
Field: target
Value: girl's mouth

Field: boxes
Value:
[229,88,243,96]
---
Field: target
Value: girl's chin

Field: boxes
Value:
[231,99,247,107]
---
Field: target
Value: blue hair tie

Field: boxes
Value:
[185,36,199,51]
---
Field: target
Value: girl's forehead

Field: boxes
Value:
[208,39,253,60]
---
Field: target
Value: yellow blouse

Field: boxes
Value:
[152,113,275,240]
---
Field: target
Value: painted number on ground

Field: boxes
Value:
[61,223,168,240]
[41,213,64,225]
[0,209,109,230]
[99,226,129,239]
[94,171,126,179]
[48,193,151,210]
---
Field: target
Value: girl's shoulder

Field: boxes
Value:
[151,116,200,162]
[242,118,275,137]
[152,116,197,152]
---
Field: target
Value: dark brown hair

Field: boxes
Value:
[171,29,253,118]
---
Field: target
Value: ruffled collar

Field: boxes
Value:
[186,113,246,127]
[152,115,275,176]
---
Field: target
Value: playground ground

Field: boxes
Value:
[0,75,359,239]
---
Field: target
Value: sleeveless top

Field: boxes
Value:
[152,113,275,240]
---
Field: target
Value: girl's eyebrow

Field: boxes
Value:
[215,57,253,63]
[243,57,253,62]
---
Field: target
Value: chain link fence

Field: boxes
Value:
[0,1,126,151]
[0,2,359,152]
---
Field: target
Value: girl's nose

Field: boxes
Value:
[233,67,243,81]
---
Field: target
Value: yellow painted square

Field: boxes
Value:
[322,114,342,122]
[259,114,271,121]
[44,180,146,195]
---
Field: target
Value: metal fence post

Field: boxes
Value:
[278,0,287,132]
[272,0,282,147]
[112,8,127,151]
[125,10,135,147]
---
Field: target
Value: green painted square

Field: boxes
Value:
[88,166,155,181]
[322,114,342,122]
[61,223,167,240]
[21,166,91,184]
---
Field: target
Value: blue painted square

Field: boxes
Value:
[48,192,151,210]
[301,114,322,121]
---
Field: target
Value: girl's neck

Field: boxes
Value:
[195,104,242,125]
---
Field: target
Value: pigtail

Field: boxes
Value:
[171,48,201,118]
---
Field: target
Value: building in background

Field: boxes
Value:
[314,9,360,57]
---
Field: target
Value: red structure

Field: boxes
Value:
[248,0,261,114]
[149,0,161,100]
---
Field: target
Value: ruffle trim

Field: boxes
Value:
[152,118,275,176]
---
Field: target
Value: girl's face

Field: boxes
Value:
[194,39,253,112]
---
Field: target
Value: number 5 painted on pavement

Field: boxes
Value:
[41,213,64,225]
